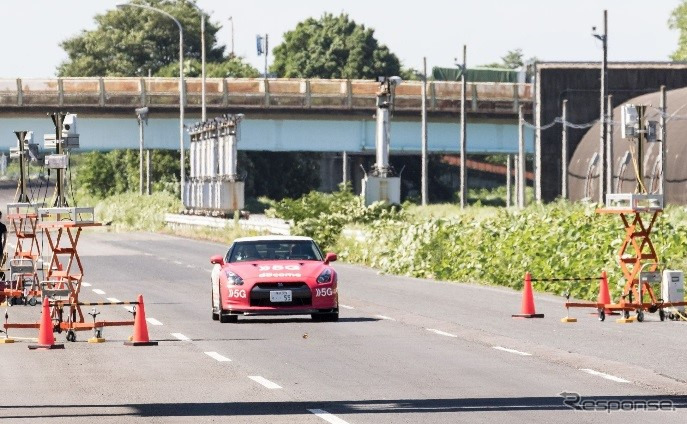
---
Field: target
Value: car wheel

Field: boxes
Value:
[219,312,238,324]
[211,293,219,321]
[312,310,339,322]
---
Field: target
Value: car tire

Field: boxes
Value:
[211,290,219,321]
[312,310,339,322]
[219,312,238,324]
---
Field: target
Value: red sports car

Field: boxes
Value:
[210,236,339,323]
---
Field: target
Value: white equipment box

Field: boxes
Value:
[362,176,400,206]
[662,270,685,313]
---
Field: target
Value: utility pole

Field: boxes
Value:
[506,154,512,207]
[518,105,525,209]
[342,151,348,186]
[264,34,269,78]
[593,9,608,204]
[660,85,667,196]
[606,94,614,194]
[460,45,467,209]
[421,57,428,206]
[228,17,234,58]
[561,99,568,199]
[146,150,151,195]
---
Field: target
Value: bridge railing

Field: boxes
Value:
[0,77,532,114]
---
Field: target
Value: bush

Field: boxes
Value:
[335,201,687,301]
[267,183,401,249]
[95,191,182,231]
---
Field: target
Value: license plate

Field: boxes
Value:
[270,290,292,302]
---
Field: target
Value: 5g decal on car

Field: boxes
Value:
[227,289,246,298]
[259,265,301,271]
[315,287,334,297]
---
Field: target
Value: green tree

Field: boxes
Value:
[157,57,259,78]
[271,13,402,79]
[58,0,225,77]
[670,1,687,60]
[480,49,537,69]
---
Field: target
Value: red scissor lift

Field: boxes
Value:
[566,194,687,321]
[2,203,42,305]
[37,207,134,341]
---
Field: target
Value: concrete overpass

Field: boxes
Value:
[0,77,534,154]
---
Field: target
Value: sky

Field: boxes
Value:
[0,0,683,78]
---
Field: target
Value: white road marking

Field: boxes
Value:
[106,298,121,303]
[339,304,354,310]
[173,260,183,265]
[580,368,630,383]
[426,328,458,338]
[92,289,106,295]
[375,314,396,321]
[307,409,350,424]
[171,333,191,341]
[204,351,231,362]
[146,318,163,326]
[186,265,195,269]
[248,376,282,389]
[493,346,532,356]
[143,252,153,256]
[81,282,92,287]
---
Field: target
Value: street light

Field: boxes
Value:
[187,2,206,122]
[228,16,234,58]
[117,2,186,205]
[592,9,608,204]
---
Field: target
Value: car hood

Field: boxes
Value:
[224,261,329,281]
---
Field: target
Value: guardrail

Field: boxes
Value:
[0,77,532,114]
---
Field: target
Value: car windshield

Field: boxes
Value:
[227,240,323,262]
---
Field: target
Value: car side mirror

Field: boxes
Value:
[210,254,224,265]
[324,252,337,264]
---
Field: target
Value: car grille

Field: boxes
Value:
[250,282,311,307]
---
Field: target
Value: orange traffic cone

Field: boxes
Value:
[28,299,64,350]
[124,294,158,346]
[512,272,545,318]
[597,270,615,314]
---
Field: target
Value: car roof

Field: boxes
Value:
[232,235,314,243]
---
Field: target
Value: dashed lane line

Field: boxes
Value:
[146,318,163,326]
[92,289,106,295]
[171,333,191,341]
[81,282,92,287]
[580,368,630,383]
[493,346,532,356]
[339,304,354,310]
[375,314,396,321]
[204,351,231,362]
[307,409,350,424]
[426,328,458,338]
[248,376,282,389]
[173,260,183,265]
[106,298,121,303]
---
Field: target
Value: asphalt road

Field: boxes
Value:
[1,230,686,423]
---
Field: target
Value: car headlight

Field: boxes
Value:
[316,268,333,284]
[224,270,244,285]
